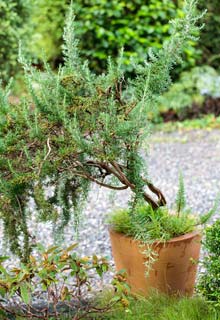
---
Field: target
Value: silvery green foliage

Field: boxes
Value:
[0,0,202,259]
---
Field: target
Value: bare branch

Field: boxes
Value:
[142,178,166,206]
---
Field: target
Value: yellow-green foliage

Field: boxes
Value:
[198,219,220,309]
[107,204,196,242]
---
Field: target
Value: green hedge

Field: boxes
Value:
[30,0,70,66]
[30,0,199,74]
[0,0,31,83]
[198,0,220,69]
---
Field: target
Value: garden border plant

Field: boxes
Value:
[0,243,130,319]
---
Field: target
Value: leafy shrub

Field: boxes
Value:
[198,0,220,69]
[30,0,70,67]
[0,244,129,319]
[30,0,199,74]
[154,66,220,122]
[198,219,220,309]
[0,0,31,83]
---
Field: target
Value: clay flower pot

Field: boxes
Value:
[109,230,201,296]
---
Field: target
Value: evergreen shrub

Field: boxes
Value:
[0,0,201,260]
[0,244,129,319]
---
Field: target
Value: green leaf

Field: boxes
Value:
[65,243,78,252]
[175,172,186,214]
[110,295,121,302]
[200,195,220,225]
[20,283,30,304]
[45,246,59,254]
[0,256,9,263]
[0,286,7,297]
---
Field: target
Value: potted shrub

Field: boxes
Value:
[108,180,217,296]
[0,0,209,293]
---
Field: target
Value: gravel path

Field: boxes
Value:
[1,129,220,271]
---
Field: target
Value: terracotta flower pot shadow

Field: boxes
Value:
[109,230,201,296]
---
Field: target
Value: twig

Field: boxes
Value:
[38,137,51,176]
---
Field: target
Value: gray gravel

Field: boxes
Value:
[0,128,220,274]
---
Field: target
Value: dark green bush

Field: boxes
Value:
[30,0,199,74]
[198,0,220,69]
[198,219,220,309]
[0,0,31,83]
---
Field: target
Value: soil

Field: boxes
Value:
[160,97,220,122]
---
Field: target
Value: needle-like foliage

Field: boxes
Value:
[0,0,202,260]
[175,172,186,215]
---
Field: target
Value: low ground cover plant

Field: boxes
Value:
[153,66,220,123]
[101,293,220,320]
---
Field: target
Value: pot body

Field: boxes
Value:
[109,230,201,296]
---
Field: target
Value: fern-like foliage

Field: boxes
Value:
[175,172,186,215]
[199,195,220,225]
[0,0,202,259]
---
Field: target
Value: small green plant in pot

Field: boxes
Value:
[0,0,208,295]
[107,174,217,296]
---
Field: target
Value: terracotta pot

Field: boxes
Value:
[109,230,201,296]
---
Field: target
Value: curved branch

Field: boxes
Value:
[86,160,127,185]
[142,178,166,206]
[73,159,166,209]
[71,170,128,191]
[111,161,134,188]
[110,161,164,209]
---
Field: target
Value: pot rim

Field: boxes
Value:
[109,228,201,244]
